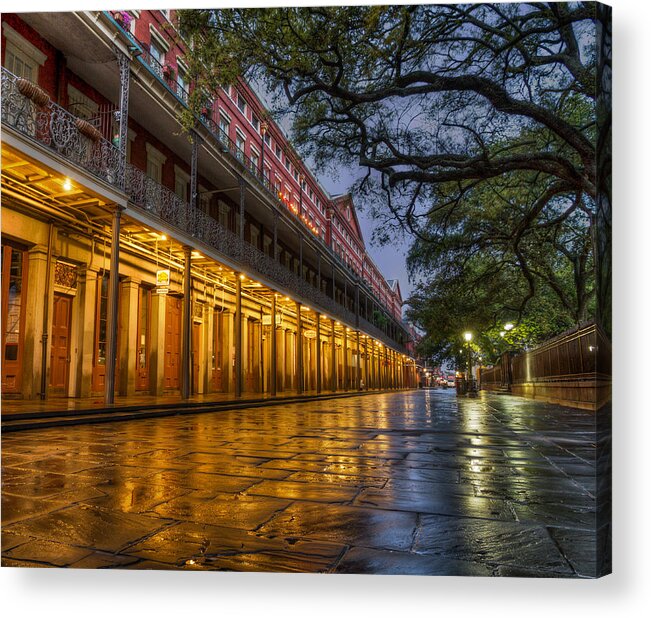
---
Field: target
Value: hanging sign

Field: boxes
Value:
[156,269,170,294]
[156,269,171,287]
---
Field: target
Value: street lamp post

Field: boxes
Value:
[501,322,515,390]
[463,331,477,397]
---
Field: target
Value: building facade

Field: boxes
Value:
[1,9,417,403]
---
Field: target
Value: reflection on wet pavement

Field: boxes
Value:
[1,390,607,576]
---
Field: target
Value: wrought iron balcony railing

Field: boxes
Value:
[113,19,404,331]
[1,67,124,190]
[122,163,409,346]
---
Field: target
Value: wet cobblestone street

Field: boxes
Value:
[1,390,606,576]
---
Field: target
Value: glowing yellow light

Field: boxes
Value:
[239,274,245,281]
[504,323,514,331]
[159,234,167,241]
[464,332,473,342]
[63,178,72,191]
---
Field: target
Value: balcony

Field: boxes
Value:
[1,67,124,190]
[1,64,406,351]
[124,163,371,337]
[122,22,395,306]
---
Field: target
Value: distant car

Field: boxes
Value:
[446,376,456,387]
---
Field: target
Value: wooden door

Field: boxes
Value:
[164,296,182,390]
[91,272,120,393]
[49,293,72,394]
[135,286,151,391]
[192,321,200,394]
[212,311,223,391]
[1,244,28,395]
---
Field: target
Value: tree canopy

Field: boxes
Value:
[178,3,610,362]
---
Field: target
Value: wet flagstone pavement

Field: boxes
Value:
[1,389,606,576]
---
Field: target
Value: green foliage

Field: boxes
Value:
[177,4,607,362]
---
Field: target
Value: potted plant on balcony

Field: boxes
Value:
[162,64,175,80]
[201,104,212,118]
[113,11,132,29]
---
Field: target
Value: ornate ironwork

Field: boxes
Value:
[125,40,403,331]
[114,47,131,190]
[134,36,190,103]
[190,131,199,210]
[130,50,407,335]
[123,164,383,338]
[2,62,407,350]
[54,261,78,289]
[1,68,123,189]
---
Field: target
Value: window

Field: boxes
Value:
[251,114,260,132]
[237,93,247,115]
[235,130,246,162]
[219,113,230,137]
[149,40,164,76]
[2,23,46,81]
[174,165,189,202]
[250,147,260,173]
[126,10,138,35]
[275,144,282,159]
[126,129,136,163]
[198,184,210,213]
[264,132,271,146]
[146,143,166,183]
[67,85,98,120]
[250,225,260,249]
[218,201,230,229]
[263,235,272,257]
[284,157,290,171]
[176,69,189,103]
